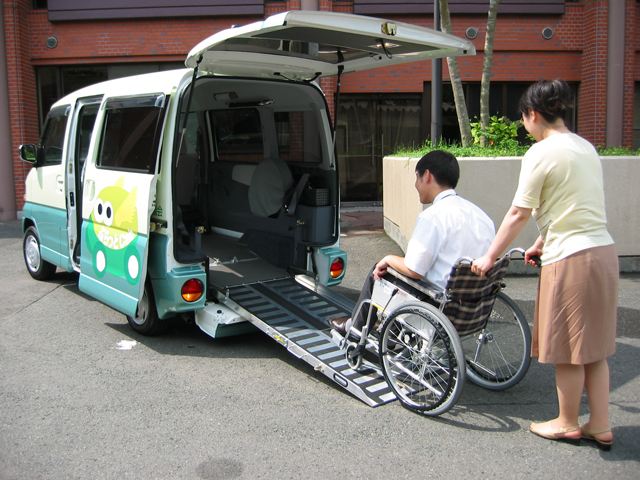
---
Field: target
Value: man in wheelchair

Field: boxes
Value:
[330,150,496,336]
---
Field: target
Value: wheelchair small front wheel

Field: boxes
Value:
[461,292,531,390]
[345,342,364,370]
[379,302,465,416]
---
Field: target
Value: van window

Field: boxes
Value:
[41,107,69,166]
[277,110,322,163]
[211,108,264,161]
[211,108,322,163]
[76,104,99,166]
[98,94,167,173]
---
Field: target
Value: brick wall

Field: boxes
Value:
[4,0,638,211]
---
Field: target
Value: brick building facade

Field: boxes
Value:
[1,0,637,216]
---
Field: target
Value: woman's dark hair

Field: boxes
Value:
[415,150,459,189]
[519,79,574,124]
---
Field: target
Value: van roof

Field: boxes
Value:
[51,68,192,110]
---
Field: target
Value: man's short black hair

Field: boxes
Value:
[415,150,459,189]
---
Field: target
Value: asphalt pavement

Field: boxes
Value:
[1,215,639,479]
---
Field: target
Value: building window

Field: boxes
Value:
[431,81,578,145]
[634,83,640,150]
[337,94,421,202]
[32,0,47,9]
[47,0,264,22]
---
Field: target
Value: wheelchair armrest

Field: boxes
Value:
[386,267,443,301]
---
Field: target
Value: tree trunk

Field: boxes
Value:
[480,0,502,146]
[440,0,473,147]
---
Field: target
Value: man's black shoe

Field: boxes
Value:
[329,317,350,335]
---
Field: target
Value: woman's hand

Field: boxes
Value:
[471,254,496,278]
[525,245,543,267]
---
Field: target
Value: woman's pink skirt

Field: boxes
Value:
[532,244,619,364]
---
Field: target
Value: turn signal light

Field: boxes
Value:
[330,258,344,278]
[181,279,204,302]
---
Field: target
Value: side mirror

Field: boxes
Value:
[19,144,38,164]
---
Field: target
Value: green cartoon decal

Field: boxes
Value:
[85,177,141,284]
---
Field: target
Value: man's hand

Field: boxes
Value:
[373,255,421,280]
[373,259,388,280]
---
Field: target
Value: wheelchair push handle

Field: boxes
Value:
[459,248,541,274]
[456,248,525,267]
[507,247,541,267]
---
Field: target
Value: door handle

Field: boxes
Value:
[85,179,95,201]
[56,175,64,194]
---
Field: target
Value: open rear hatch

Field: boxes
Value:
[186,10,475,79]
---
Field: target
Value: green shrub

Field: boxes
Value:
[470,115,523,149]
[394,136,640,158]
[395,139,531,158]
[596,145,640,156]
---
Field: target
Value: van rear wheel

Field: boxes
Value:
[126,281,168,336]
[23,226,57,280]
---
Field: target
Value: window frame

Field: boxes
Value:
[96,93,167,174]
[39,105,70,166]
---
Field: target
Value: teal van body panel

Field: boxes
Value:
[317,246,347,286]
[78,218,150,316]
[80,274,138,317]
[22,201,71,271]
[151,265,207,320]
[148,232,207,320]
[147,232,206,319]
[147,232,168,280]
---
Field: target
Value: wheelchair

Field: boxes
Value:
[339,248,532,416]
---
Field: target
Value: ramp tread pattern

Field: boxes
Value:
[225,278,395,406]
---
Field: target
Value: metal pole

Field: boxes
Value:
[0,1,17,220]
[300,0,319,10]
[431,0,442,146]
[605,0,625,148]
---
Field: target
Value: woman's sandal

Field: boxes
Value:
[529,421,582,445]
[580,426,613,451]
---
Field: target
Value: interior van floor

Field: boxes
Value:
[194,231,291,289]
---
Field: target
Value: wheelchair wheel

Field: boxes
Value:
[461,292,531,390]
[379,302,465,416]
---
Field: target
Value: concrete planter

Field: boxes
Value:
[383,156,640,273]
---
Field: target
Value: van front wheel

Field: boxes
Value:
[24,226,57,280]
[126,281,168,336]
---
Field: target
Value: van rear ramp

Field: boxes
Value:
[211,271,396,407]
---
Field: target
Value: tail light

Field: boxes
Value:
[330,258,345,278]
[181,279,204,302]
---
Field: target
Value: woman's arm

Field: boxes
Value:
[472,205,532,277]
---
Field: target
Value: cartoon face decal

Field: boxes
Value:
[85,176,141,284]
[91,177,138,249]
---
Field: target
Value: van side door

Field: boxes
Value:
[65,96,102,269]
[78,93,167,317]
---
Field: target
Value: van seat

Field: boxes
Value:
[247,157,294,217]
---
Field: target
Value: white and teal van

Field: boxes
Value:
[20,10,473,404]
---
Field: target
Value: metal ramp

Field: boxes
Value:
[214,275,396,407]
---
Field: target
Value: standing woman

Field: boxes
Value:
[472,79,618,450]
